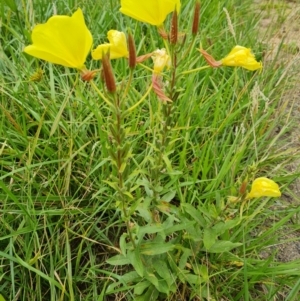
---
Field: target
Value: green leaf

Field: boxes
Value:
[136,202,152,223]
[199,265,209,281]
[120,271,141,283]
[135,285,159,301]
[106,254,130,266]
[127,248,145,277]
[102,180,119,191]
[184,225,203,242]
[144,272,159,287]
[119,161,127,174]
[140,242,175,255]
[161,190,176,202]
[3,0,17,12]
[153,259,173,287]
[155,279,170,294]
[164,220,196,236]
[197,204,214,220]
[179,248,192,270]
[137,224,164,241]
[136,179,153,197]
[106,271,140,294]
[206,240,242,253]
[120,233,127,255]
[212,219,240,236]
[123,191,134,199]
[177,269,189,283]
[207,203,219,219]
[203,228,218,250]
[182,203,206,226]
[0,294,7,301]
[134,281,151,295]
[162,215,175,231]
[185,273,202,285]
[193,264,209,283]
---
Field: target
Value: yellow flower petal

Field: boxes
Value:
[246,177,281,199]
[92,30,128,60]
[120,0,181,26]
[152,49,171,74]
[24,8,92,70]
[221,46,262,71]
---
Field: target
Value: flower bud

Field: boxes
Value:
[192,1,200,36]
[102,52,116,93]
[136,52,154,63]
[127,31,136,69]
[80,69,97,82]
[170,9,178,45]
[157,27,168,40]
[198,48,222,68]
[239,180,247,195]
[152,74,172,102]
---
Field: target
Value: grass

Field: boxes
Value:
[0,0,300,300]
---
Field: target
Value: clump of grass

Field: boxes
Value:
[0,0,299,300]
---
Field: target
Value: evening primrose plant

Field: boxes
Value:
[1,0,299,300]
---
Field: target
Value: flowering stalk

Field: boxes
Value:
[98,53,136,247]
[150,46,179,203]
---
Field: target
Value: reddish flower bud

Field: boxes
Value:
[192,1,200,36]
[136,52,154,63]
[170,9,178,45]
[80,69,97,82]
[198,48,222,68]
[152,74,172,102]
[157,27,168,40]
[127,32,136,69]
[102,52,116,93]
[239,181,248,195]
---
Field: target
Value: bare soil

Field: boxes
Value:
[255,0,300,262]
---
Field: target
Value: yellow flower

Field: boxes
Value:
[246,177,281,199]
[221,46,262,71]
[152,49,171,74]
[23,8,92,70]
[92,30,128,60]
[120,0,181,26]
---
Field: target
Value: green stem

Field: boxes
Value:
[90,80,136,247]
[90,81,111,105]
[181,35,197,60]
[113,94,136,248]
[180,65,211,75]
[152,44,177,204]
[122,68,134,99]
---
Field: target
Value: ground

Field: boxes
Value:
[256,0,300,262]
